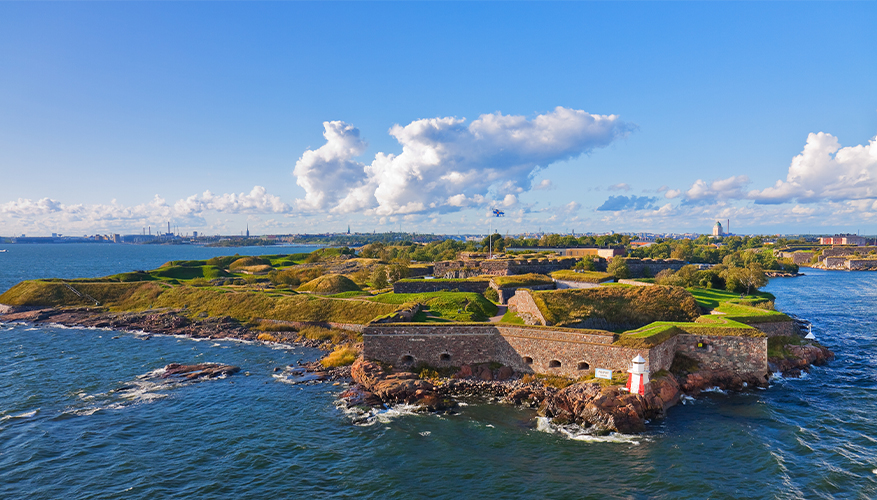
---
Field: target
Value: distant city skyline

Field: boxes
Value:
[1,2,875,236]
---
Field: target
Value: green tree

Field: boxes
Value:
[371,265,389,289]
[607,257,630,279]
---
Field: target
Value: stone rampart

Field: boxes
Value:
[674,334,767,375]
[823,257,847,269]
[491,282,555,305]
[362,323,768,379]
[846,259,877,270]
[554,280,602,290]
[507,289,548,325]
[750,320,798,337]
[624,258,686,278]
[393,279,490,294]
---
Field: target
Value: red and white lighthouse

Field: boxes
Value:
[625,355,650,395]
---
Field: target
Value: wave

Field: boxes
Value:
[338,401,424,426]
[534,417,645,444]
[0,408,40,421]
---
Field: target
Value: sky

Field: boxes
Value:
[1,2,875,237]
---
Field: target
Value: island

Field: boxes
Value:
[0,242,832,434]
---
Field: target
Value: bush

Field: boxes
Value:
[371,265,389,289]
[484,287,499,302]
[607,257,630,279]
[321,346,359,367]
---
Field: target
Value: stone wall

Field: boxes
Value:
[393,279,490,294]
[823,257,848,269]
[507,289,548,325]
[491,282,555,305]
[624,258,686,278]
[820,246,877,260]
[362,323,768,379]
[751,320,798,337]
[433,257,576,278]
[674,334,767,375]
[408,265,435,277]
[846,259,877,270]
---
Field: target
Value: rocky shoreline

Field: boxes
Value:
[1,305,835,435]
[341,340,834,434]
[0,306,331,349]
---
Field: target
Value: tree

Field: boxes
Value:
[607,257,630,279]
[387,263,409,283]
[741,263,768,294]
[371,265,389,289]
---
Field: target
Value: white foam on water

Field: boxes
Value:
[701,386,727,394]
[872,469,877,476]
[535,417,644,444]
[680,394,696,405]
[0,409,40,421]
[419,431,431,436]
[339,402,423,426]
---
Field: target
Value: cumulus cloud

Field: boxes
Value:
[292,106,631,215]
[533,179,554,190]
[749,132,877,204]
[174,186,291,215]
[679,175,750,204]
[1,186,290,233]
[608,183,631,192]
[596,195,658,211]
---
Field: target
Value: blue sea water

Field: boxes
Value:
[1,245,876,499]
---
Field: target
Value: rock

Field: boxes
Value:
[496,366,514,381]
[454,365,474,378]
[162,363,240,380]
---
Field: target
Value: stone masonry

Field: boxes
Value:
[362,323,768,379]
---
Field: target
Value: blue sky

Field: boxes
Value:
[1,2,875,237]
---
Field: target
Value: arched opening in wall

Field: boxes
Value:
[548,360,561,368]
[439,353,451,362]
[401,355,415,364]
[577,362,590,371]
[523,356,533,365]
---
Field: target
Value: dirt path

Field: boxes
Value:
[489,305,507,323]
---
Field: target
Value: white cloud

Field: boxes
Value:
[292,106,631,215]
[293,121,369,211]
[533,179,554,190]
[174,186,291,215]
[1,186,290,234]
[681,175,750,204]
[608,183,631,192]
[750,132,877,204]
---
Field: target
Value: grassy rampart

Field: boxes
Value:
[0,280,398,324]
[550,270,614,283]
[491,273,554,288]
[532,285,700,328]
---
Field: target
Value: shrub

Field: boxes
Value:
[484,287,499,303]
[371,265,389,289]
[607,257,630,279]
[321,346,360,367]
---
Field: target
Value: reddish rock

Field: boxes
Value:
[496,366,514,381]
[162,363,240,379]
[454,365,474,378]
[349,358,453,411]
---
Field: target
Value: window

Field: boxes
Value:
[548,360,561,368]
[401,355,415,364]
[523,356,533,364]
[440,353,451,361]
[577,362,590,370]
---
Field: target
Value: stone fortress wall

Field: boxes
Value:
[363,323,768,379]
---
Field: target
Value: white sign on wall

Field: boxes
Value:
[595,368,612,380]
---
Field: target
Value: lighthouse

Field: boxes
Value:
[625,355,650,395]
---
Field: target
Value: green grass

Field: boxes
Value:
[499,308,527,325]
[532,286,701,328]
[326,290,372,298]
[768,335,806,358]
[686,287,776,310]
[614,316,764,348]
[491,273,554,288]
[367,291,498,322]
[0,280,399,325]
[550,270,614,283]
[296,274,361,294]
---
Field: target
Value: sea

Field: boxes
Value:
[0,243,875,499]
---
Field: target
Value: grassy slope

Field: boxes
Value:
[297,274,361,294]
[533,286,701,328]
[550,270,614,283]
[0,280,398,324]
[368,291,498,322]
[492,273,554,288]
